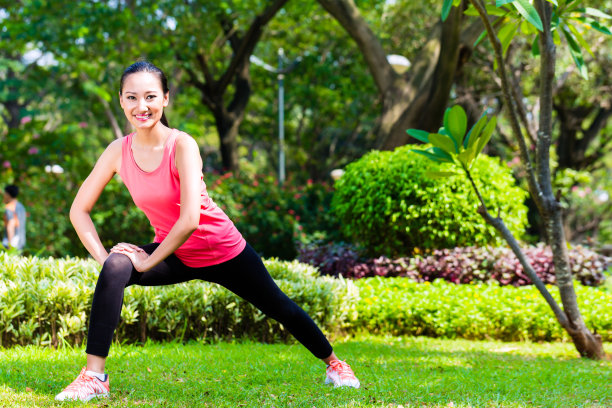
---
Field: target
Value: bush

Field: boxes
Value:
[1,252,610,346]
[331,145,529,257]
[352,277,612,342]
[298,242,609,287]
[0,252,357,348]
[208,172,342,259]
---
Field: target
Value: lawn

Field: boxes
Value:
[0,335,610,407]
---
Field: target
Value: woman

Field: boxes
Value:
[55,61,360,402]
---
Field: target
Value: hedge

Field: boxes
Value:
[0,252,358,348]
[0,252,609,348]
[353,277,611,342]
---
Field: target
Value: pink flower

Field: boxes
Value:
[78,122,88,128]
[32,133,40,139]
[307,178,313,186]
[2,161,10,168]
[253,180,259,187]
[20,116,32,125]
[288,209,295,215]
[28,147,39,155]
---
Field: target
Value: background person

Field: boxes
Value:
[54,61,360,402]
[2,184,26,250]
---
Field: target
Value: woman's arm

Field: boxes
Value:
[116,134,203,272]
[70,139,122,265]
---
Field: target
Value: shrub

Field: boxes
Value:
[331,145,529,257]
[0,252,357,348]
[352,277,612,342]
[208,172,342,259]
[298,242,609,287]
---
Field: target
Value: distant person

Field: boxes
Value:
[2,184,26,250]
[54,61,360,402]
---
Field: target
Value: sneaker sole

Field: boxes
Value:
[325,374,360,388]
[55,392,109,402]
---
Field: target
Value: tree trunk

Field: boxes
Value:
[535,0,604,359]
[177,0,288,172]
[214,106,243,171]
[384,5,464,148]
[555,103,612,170]
[317,0,470,150]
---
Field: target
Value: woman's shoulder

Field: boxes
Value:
[98,137,125,173]
[107,137,126,154]
[174,130,199,150]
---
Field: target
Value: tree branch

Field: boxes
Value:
[216,0,289,94]
[463,166,570,328]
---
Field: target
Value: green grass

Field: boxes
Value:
[0,335,610,407]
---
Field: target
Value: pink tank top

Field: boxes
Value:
[119,129,246,267]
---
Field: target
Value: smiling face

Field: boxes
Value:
[119,72,169,130]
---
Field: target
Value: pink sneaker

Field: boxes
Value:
[325,360,360,388]
[55,367,110,401]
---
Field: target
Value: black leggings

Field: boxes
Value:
[86,242,333,359]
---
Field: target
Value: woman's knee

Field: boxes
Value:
[99,253,134,284]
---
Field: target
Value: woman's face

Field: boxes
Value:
[119,72,169,130]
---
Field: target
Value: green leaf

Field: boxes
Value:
[425,171,458,179]
[464,113,488,149]
[552,28,562,45]
[441,0,453,21]
[561,25,588,79]
[585,19,612,35]
[432,147,455,163]
[545,0,558,6]
[498,22,518,56]
[474,30,488,47]
[513,0,544,31]
[475,117,497,159]
[444,105,467,150]
[458,149,475,166]
[465,4,509,17]
[407,129,430,143]
[583,7,612,20]
[531,35,540,57]
[496,0,514,6]
[566,22,594,57]
[411,149,448,163]
[464,143,479,166]
[430,133,458,154]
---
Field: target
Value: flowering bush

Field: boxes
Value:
[298,242,609,287]
[207,172,342,259]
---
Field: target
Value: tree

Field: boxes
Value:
[409,0,610,359]
[316,0,484,149]
[159,0,289,171]
[244,0,382,181]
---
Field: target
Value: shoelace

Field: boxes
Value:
[328,360,354,378]
[63,369,101,394]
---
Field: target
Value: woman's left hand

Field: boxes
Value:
[110,243,150,272]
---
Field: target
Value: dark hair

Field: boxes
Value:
[119,61,169,127]
[4,185,18,198]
